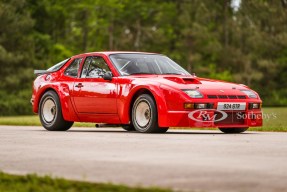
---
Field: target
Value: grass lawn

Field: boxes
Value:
[0,172,170,192]
[0,107,286,132]
[249,107,287,132]
[0,115,95,127]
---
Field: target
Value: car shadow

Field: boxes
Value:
[32,127,257,135]
[65,129,256,135]
[165,131,256,135]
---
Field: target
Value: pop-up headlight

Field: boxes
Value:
[240,90,257,98]
[182,90,203,98]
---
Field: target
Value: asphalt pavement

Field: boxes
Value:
[1,126,287,192]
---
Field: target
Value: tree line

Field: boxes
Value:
[0,0,286,115]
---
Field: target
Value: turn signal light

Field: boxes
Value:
[184,103,213,109]
[249,103,262,109]
[184,103,194,109]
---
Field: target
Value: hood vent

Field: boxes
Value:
[164,77,201,84]
[182,78,201,84]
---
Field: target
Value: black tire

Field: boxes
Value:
[39,90,74,131]
[132,94,169,133]
[122,124,135,131]
[219,127,249,134]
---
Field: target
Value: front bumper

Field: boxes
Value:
[161,110,262,128]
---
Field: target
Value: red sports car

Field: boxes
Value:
[31,52,262,133]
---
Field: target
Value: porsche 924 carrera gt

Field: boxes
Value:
[31,52,262,133]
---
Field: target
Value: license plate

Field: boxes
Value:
[217,102,246,111]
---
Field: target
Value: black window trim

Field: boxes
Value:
[63,57,83,78]
[79,55,113,79]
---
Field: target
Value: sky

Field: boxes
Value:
[231,0,241,12]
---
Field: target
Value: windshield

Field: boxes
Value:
[109,54,190,76]
[47,58,70,72]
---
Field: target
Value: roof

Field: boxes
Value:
[72,51,159,57]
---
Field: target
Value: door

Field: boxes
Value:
[72,56,117,114]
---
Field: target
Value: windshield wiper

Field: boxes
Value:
[128,72,156,75]
[162,72,182,75]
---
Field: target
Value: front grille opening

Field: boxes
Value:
[228,95,237,99]
[207,95,248,99]
[218,95,228,99]
[238,95,247,99]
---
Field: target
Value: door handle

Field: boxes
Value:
[75,83,84,88]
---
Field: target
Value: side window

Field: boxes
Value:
[81,56,111,78]
[64,58,82,77]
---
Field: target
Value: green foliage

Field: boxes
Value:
[0,0,35,115]
[0,172,171,192]
[205,64,233,82]
[0,89,32,115]
[0,0,286,115]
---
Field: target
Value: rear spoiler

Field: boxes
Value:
[34,70,51,75]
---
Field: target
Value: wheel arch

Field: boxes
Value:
[35,85,79,122]
[120,86,168,127]
[129,88,155,123]
[35,87,59,112]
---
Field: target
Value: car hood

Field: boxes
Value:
[128,75,254,96]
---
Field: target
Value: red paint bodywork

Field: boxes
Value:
[31,52,263,128]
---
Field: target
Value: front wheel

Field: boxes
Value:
[132,94,169,133]
[219,127,249,134]
[39,90,74,131]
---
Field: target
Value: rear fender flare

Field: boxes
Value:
[34,83,79,122]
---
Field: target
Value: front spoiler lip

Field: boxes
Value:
[162,110,263,128]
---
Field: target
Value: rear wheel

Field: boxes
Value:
[219,127,249,134]
[132,94,169,133]
[39,90,74,131]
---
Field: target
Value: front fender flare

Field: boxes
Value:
[118,84,168,127]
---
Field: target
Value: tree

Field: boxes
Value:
[0,0,35,115]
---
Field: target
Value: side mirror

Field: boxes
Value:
[103,72,113,81]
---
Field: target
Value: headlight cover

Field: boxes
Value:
[182,89,203,98]
[240,90,257,98]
